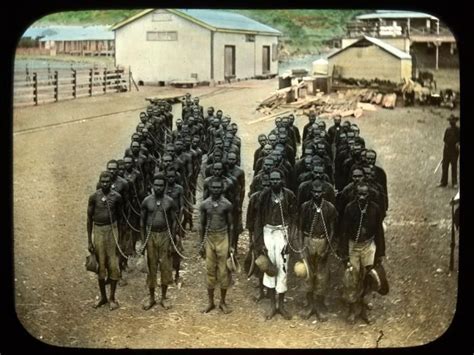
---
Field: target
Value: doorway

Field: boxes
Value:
[262,45,270,74]
[224,45,236,79]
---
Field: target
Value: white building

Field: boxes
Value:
[112,9,282,85]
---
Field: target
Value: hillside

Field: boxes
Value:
[35,9,367,56]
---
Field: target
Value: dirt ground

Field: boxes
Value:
[13,77,460,349]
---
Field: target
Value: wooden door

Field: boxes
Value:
[224,45,235,78]
[262,45,270,74]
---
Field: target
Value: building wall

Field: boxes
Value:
[115,10,211,83]
[329,45,404,82]
[212,32,278,82]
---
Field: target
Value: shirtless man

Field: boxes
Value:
[140,175,178,311]
[87,171,123,311]
[199,179,235,314]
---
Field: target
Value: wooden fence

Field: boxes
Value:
[13,67,130,107]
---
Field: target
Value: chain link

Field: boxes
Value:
[102,190,130,260]
[162,203,192,260]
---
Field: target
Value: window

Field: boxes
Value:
[272,43,278,61]
[152,10,172,21]
[146,31,178,41]
[245,34,255,42]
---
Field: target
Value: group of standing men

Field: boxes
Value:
[87,93,245,313]
[86,93,389,324]
[247,110,388,324]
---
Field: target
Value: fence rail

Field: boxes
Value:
[13,67,131,107]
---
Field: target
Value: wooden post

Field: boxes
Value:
[54,71,59,102]
[89,68,93,96]
[435,42,440,71]
[33,72,38,105]
[72,69,77,98]
[103,68,107,94]
[128,66,131,92]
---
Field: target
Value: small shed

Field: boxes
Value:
[327,35,412,83]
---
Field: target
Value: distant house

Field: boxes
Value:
[112,9,282,85]
[340,10,457,70]
[327,36,412,83]
[20,26,114,56]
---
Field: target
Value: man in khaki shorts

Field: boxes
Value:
[199,178,234,314]
[87,171,123,311]
[340,181,385,324]
[298,180,338,321]
[140,174,178,311]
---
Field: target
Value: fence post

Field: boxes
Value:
[72,69,77,98]
[103,68,107,94]
[128,66,131,92]
[33,72,38,105]
[54,71,59,102]
[89,68,93,96]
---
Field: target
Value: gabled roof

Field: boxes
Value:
[357,10,438,20]
[327,36,411,60]
[111,9,282,36]
[23,26,114,42]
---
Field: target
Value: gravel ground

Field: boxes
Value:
[13,77,460,349]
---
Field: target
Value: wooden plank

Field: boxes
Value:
[357,102,377,111]
[247,110,291,125]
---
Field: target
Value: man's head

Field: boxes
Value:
[213,162,224,177]
[162,153,173,169]
[281,117,289,128]
[166,168,177,185]
[278,133,287,145]
[304,156,313,170]
[192,135,200,148]
[174,139,184,153]
[334,115,342,126]
[137,123,145,133]
[261,175,271,189]
[356,182,370,204]
[124,156,134,171]
[216,110,223,119]
[207,106,215,115]
[309,114,316,124]
[153,175,166,197]
[262,144,273,155]
[258,134,267,147]
[210,178,224,198]
[117,159,125,177]
[263,157,275,173]
[227,152,237,167]
[448,114,459,127]
[214,138,224,150]
[316,143,326,156]
[366,149,377,166]
[139,112,148,123]
[311,165,325,180]
[351,168,364,184]
[351,124,360,137]
[275,117,282,128]
[222,116,231,127]
[131,141,140,154]
[106,160,119,178]
[166,144,176,156]
[268,134,277,147]
[99,171,112,192]
[303,147,314,157]
[288,114,295,125]
[270,169,283,192]
[317,120,326,131]
[212,117,220,127]
[176,118,183,129]
[311,180,324,203]
[193,97,200,104]
[213,149,223,162]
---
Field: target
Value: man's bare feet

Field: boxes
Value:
[93,298,108,309]
[143,298,156,311]
[202,303,216,313]
[160,298,171,310]
[219,303,232,314]
[109,300,119,311]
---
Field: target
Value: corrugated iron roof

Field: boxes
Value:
[357,11,438,20]
[23,26,114,41]
[327,36,411,60]
[112,9,282,36]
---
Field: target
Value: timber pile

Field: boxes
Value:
[256,86,398,119]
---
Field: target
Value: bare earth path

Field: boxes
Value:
[13,79,459,348]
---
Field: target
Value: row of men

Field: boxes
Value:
[87,94,247,313]
[242,112,388,323]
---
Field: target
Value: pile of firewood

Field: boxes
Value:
[256,86,398,120]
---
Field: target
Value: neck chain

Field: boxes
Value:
[354,201,367,243]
